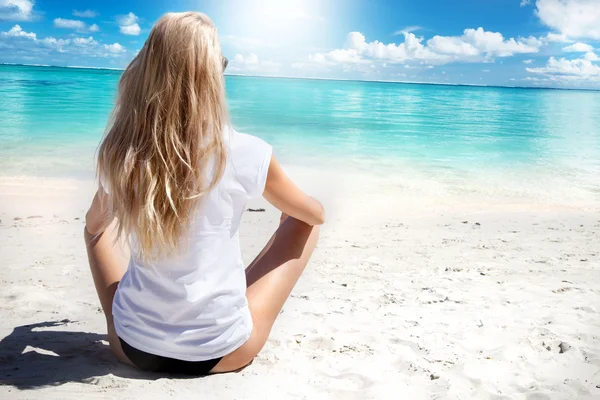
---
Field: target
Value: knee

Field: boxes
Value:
[311,224,321,242]
[303,220,321,245]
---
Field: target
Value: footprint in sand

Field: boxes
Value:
[306,336,337,351]
[329,372,375,390]
[552,287,580,294]
[417,289,452,305]
[525,393,552,400]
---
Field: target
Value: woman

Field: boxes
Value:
[84,12,324,375]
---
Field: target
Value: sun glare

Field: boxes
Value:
[221,0,327,48]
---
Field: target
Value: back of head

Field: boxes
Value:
[97,12,228,261]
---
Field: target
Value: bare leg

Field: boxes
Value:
[84,221,133,366]
[211,216,320,373]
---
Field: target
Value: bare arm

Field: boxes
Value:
[85,189,112,235]
[263,156,325,226]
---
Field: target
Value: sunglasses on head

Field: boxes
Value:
[222,55,228,71]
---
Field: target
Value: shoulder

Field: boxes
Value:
[227,128,270,153]
[227,127,272,166]
[226,127,273,198]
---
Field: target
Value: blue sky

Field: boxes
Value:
[1,0,599,88]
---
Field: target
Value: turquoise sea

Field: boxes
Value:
[1,64,599,204]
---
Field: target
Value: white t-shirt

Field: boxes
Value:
[112,129,272,361]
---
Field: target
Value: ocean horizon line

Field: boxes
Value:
[2,62,599,93]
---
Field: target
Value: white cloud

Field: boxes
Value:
[117,12,141,36]
[456,27,542,57]
[53,18,99,33]
[427,35,479,56]
[308,48,367,66]
[526,56,600,82]
[584,52,599,61]
[307,28,542,67]
[520,0,531,6]
[73,36,97,46]
[524,72,599,86]
[536,0,600,40]
[54,18,86,31]
[228,53,281,75]
[393,26,422,35]
[0,0,34,21]
[562,42,594,52]
[0,26,71,53]
[0,24,128,59]
[120,24,140,36]
[335,31,444,64]
[524,76,546,82]
[544,32,572,43]
[523,59,534,64]
[118,12,137,26]
[40,37,70,51]
[1,23,35,39]
[234,53,259,65]
[73,10,97,18]
[103,43,125,53]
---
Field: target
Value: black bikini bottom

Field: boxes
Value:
[119,337,223,376]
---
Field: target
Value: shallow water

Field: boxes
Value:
[1,64,599,205]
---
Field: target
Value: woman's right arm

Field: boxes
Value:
[263,156,325,226]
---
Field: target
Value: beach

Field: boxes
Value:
[1,65,600,399]
[1,171,599,399]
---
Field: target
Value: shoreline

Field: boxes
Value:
[3,63,600,93]
[1,171,598,217]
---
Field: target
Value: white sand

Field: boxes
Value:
[1,172,599,400]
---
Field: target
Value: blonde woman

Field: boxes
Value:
[84,12,324,375]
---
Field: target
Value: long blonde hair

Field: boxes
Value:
[97,12,228,260]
